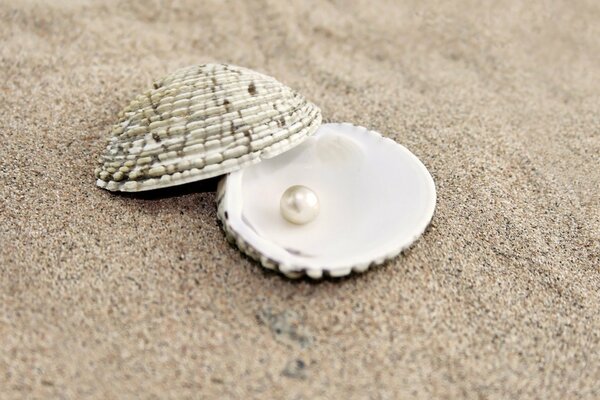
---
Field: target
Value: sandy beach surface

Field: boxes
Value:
[1,0,599,398]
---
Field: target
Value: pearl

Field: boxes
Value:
[280,185,320,225]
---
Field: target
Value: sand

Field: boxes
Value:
[1,0,599,398]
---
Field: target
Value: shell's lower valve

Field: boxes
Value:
[280,185,320,225]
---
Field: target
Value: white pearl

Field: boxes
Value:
[280,185,320,225]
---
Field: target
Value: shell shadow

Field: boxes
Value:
[111,177,220,200]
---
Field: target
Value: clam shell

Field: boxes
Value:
[217,123,437,279]
[95,64,322,192]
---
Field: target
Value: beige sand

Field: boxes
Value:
[1,0,599,398]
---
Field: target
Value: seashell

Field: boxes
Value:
[95,64,322,192]
[94,63,437,279]
[217,123,437,279]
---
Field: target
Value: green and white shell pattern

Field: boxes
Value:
[95,64,322,192]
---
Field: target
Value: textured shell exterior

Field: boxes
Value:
[217,123,437,279]
[95,64,322,191]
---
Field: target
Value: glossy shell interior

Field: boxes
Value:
[217,123,437,278]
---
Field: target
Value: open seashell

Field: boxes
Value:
[95,64,322,192]
[217,123,437,279]
[94,64,437,279]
